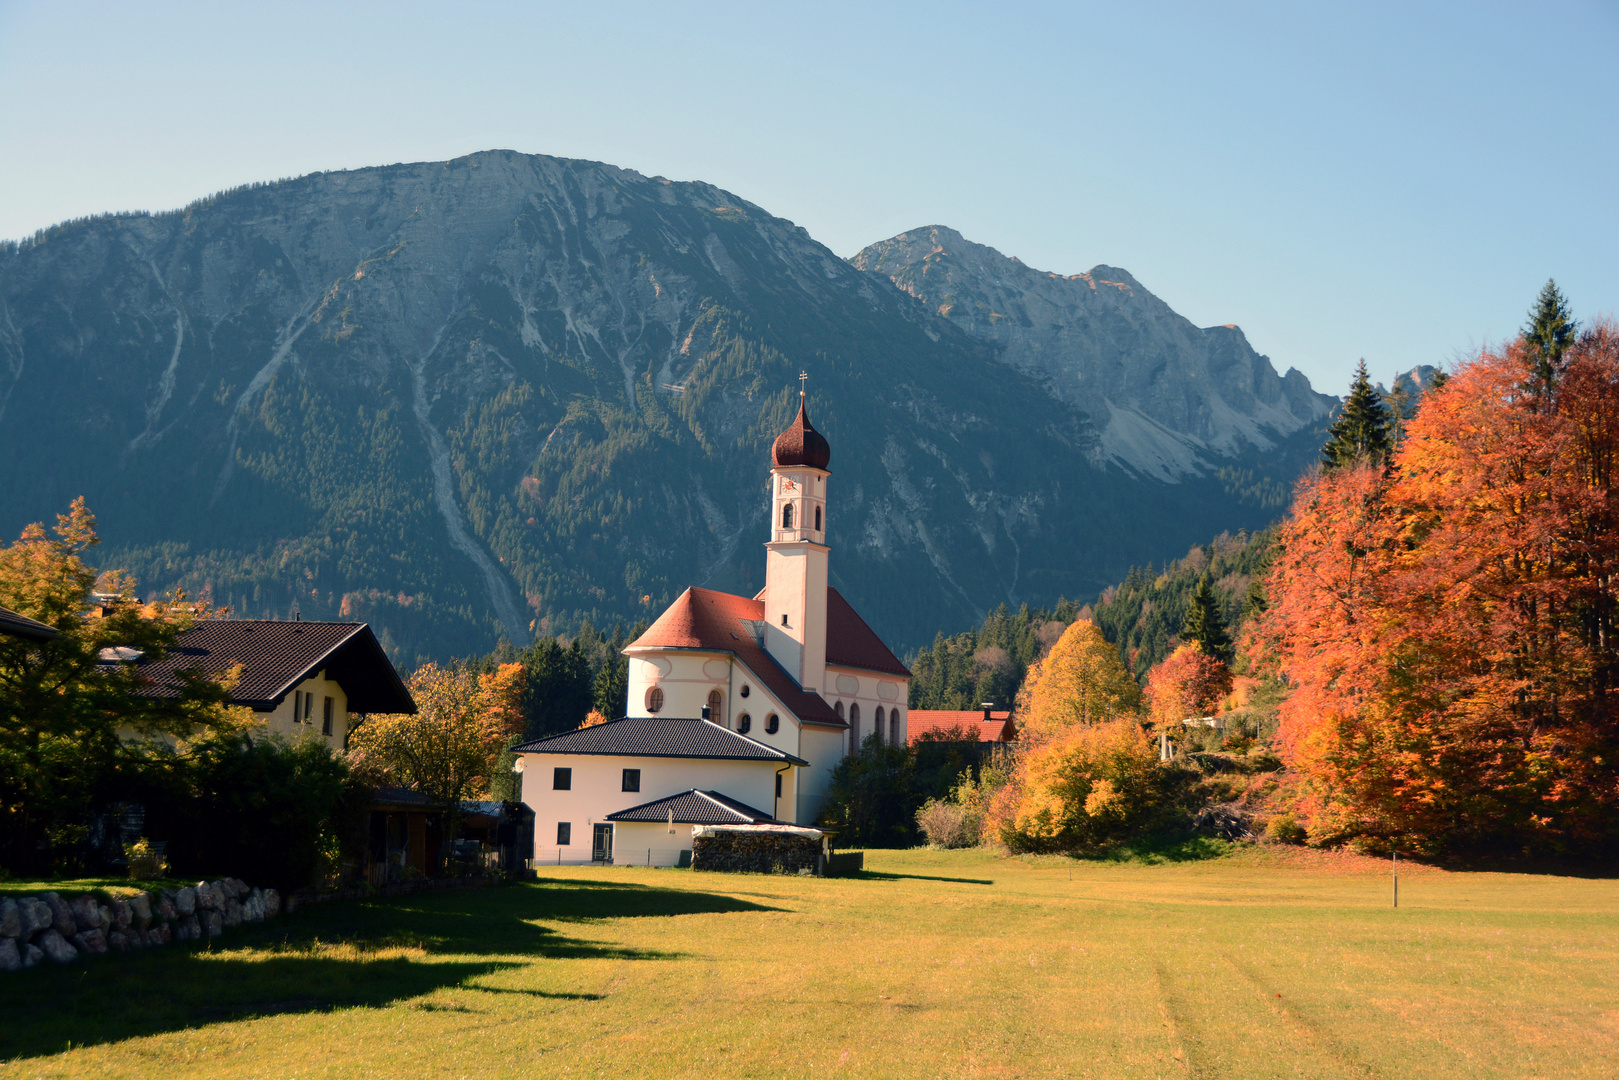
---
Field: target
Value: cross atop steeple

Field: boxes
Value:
[799,370,808,396]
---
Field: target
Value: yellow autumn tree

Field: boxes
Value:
[347,661,526,834]
[1015,619,1141,744]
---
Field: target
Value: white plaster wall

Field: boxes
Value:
[612,821,697,867]
[796,725,846,823]
[257,670,350,743]
[627,650,813,766]
[518,752,785,865]
[823,666,907,753]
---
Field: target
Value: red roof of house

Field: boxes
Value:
[907,710,1016,745]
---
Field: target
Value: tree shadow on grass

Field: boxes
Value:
[855,871,995,885]
[0,878,775,1062]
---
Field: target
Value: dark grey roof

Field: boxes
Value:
[607,789,779,825]
[0,605,59,642]
[512,716,808,765]
[109,619,415,714]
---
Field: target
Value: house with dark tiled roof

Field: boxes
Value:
[514,393,910,865]
[104,619,414,744]
[0,604,59,642]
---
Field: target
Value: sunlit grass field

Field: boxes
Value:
[1,846,1613,1078]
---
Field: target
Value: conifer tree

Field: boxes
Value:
[1180,572,1233,664]
[1321,360,1394,469]
[1522,278,1577,402]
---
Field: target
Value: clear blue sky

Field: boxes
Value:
[2,1,1615,396]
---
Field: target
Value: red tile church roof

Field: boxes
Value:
[628,585,908,728]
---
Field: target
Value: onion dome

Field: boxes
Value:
[771,393,831,470]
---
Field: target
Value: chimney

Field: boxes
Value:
[981,702,994,722]
[701,705,711,721]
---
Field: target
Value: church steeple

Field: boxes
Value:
[763,390,830,690]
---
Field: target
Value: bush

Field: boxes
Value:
[144,734,356,892]
[123,836,168,879]
[914,772,979,847]
[818,738,916,847]
[1265,812,1307,845]
[989,719,1182,854]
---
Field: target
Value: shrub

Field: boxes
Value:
[123,836,168,879]
[989,719,1180,854]
[1265,812,1307,845]
[916,771,989,848]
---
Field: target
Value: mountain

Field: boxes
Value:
[851,226,1334,483]
[0,151,1331,664]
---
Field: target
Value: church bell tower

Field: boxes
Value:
[763,390,831,691]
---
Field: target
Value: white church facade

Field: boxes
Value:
[513,393,910,865]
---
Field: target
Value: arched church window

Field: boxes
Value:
[766,713,780,734]
[707,689,723,725]
[782,503,794,529]
[815,506,822,531]
[737,712,751,734]
[849,703,861,749]
[835,701,845,719]
[875,706,885,732]
[890,711,900,746]
[646,686,664,713]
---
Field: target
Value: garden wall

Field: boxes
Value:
[0,877,280,972]
[690,825,825,875]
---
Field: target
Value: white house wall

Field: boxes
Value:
[518,752,787,865]
[257,670,350,743]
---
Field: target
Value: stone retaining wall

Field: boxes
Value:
[0,878,281,973]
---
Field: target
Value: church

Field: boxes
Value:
[513,392,911,865]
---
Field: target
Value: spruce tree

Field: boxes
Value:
[1181,572,1233,665]
[1522,279,1578,402]
[1321,360,1394,469]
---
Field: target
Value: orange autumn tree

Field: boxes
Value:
[1257,321,1619,855]
[1144,644,1234,726]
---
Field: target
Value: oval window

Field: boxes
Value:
[737,712,751,734]
[646,686,664,713]
[740,684,750,698]
[766,713,780,734]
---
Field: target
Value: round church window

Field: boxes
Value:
[646,686,664,713]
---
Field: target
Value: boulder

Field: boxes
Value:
[36,929,78,965]
[69,895,101,932]
[111,899,131,930]
[0,937,19,972]
[245,890,264,922]
[147,925,168,947]
[196,882,220,911]
[127,925,145,950]
[263,889,281,918]
[173,887,195,916]
[155,894,175,922]
[72,929,108,957]
[131,892,153,923]
[203,912,222,938]
[96,904,112,934]
[17,898,53,936]
[222,899,243,928]
[21,943,43,969]
[42,893,76,937]
[107,930,130,953]
[176,915,200,942]
[0,899,19,939]
[222,878,243,900]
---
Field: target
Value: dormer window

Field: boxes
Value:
[782,503,794,529]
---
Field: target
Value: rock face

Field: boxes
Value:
[0,152,1335,654]
[851,226,1335,483]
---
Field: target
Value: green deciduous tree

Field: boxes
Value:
[0,499,242,874]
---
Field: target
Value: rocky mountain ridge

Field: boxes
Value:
[0,151,1332,662]
[852,226,1334,483]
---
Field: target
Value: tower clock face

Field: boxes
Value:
[780,478,798,494]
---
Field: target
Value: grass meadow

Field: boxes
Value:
[0,846,1613,1079]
